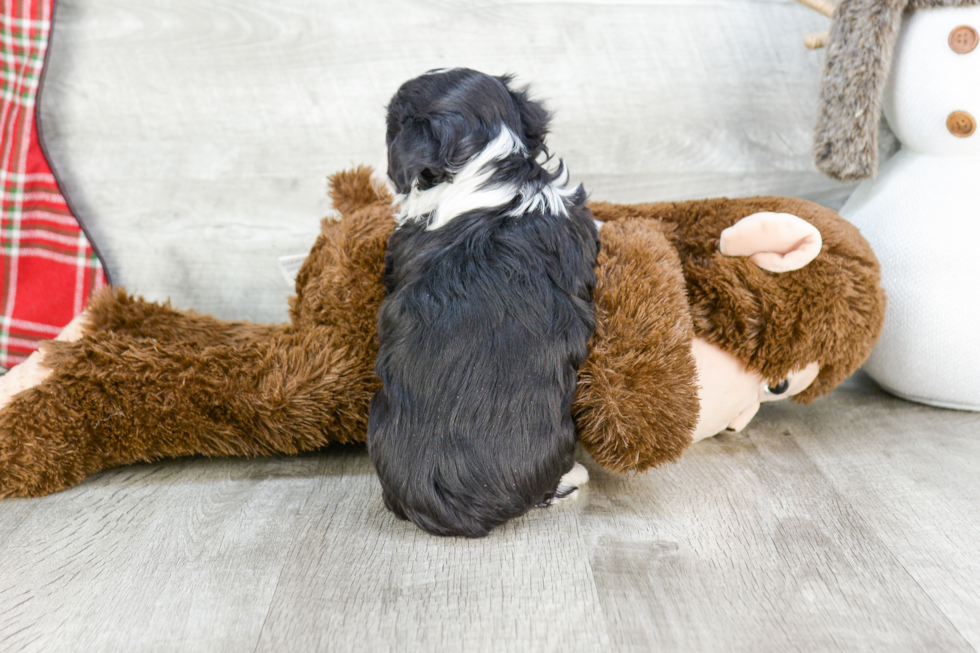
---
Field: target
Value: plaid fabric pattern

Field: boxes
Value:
[0,0,106,369]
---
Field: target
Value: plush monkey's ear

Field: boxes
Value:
[719,212,823,273]
[498,75,551,156]
[386,117,451,194]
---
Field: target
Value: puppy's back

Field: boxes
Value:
[368,205,597,538]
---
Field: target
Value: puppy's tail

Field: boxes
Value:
[380,460,578,538]
[381,480,516,539]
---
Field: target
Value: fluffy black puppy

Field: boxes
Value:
[368,68,598,538]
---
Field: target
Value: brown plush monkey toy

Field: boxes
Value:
[0,167,884,498]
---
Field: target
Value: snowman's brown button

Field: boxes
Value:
[949,25,978,54]
[947,111,977,137]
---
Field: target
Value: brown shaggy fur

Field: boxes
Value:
[572,219,699,473]
[590,198,885,404]
[814,0,980,181]
[0,169,391,498]
[0,167,884,497]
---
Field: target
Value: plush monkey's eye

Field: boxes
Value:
[765,379,790,395]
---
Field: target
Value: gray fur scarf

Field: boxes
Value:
[816,0,980,181]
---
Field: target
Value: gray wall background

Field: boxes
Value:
[41,0,854,323]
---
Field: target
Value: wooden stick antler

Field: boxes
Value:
[793,0,835,49]
[795,0,835,17]
[805,32,829,49]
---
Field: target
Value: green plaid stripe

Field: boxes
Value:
[0,9,48,106]
[0,0,106,368]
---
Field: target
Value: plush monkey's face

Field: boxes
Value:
[690,338,819,441]
[691,210,828,440]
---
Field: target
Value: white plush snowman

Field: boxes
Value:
[797,0,980,410]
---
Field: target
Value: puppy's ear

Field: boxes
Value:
[387,118,451,193]
[499,76,550,155]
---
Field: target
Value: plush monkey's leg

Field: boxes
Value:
[0,322,377,498]
[84,287,283,346]
[0,311,91,411]
[0,288,281,411]
[0,351,51,412]
[0,195,391,498]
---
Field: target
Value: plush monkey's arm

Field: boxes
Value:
[573,218,700,473]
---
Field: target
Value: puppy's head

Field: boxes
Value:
[385,68,550,195]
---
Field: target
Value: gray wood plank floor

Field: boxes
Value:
[2,373,979,653]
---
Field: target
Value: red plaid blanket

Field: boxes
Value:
[0,0,106,369]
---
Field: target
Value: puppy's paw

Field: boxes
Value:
[548,462,589,505]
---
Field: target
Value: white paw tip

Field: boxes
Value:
[550,462,589,505]
[550,488,580,505]
[564,462,589,487]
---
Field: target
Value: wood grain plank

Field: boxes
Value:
[0,454,346,652]
[251,450,609,653]
[762,373,980,650]
[3,387,980,651]
[580,384,976,652]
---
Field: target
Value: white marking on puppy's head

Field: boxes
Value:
[395,126,526,230]
[386,68,582,230]
[394,126,583,230]
[507,157,580,219]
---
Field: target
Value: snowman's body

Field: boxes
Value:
[841,7,980,410]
